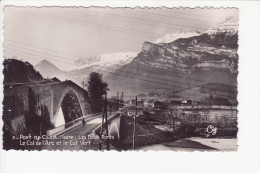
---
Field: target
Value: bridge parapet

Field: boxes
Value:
[47,113,100,136]
[3,80,92,135]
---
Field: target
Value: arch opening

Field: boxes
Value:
[54,91,83,127]
[109,122,120,140]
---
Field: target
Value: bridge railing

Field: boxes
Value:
[47,113,100,136]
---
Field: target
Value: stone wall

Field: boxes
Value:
[3,81,91,134]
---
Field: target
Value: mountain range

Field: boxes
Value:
[34,52,138,86]
[33,16,238,101]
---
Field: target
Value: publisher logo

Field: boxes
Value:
[206,125,217,135]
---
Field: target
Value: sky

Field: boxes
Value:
[3,7,238,70]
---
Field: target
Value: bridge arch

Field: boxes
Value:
[53,86,84,127]
[108,121,120,140]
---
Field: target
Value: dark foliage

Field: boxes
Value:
[154,101,167,109]
[61,93,83,123]
[87,72,109,112]
[3,59,43,84]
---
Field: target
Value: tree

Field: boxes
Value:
[87,72,109,112]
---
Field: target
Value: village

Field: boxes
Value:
[115,95,238,138]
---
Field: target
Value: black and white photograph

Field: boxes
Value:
[2,6,239,151]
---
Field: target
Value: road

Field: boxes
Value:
[41,113,116,151]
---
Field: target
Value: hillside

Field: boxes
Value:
[3,59,43,84]
[35,59,80,85]
[35,60,63,78]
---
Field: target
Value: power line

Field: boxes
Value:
[4,47,72,65]
[4,38,237,93]
[5,39,82,59]
[5,40,236,88]
[69,9,208,31]
[139,9,212,18]
[80,57,237,90]
[71,62,237,93]
[5,43,75,63]
[4,15,237,96]
[75,9,209,30]
[22,11,160,38]
[132,9,215,23]
[83,67,192,89]
[5,45,237,94]
[75,64,237,95]
[69,10,185,31]
[3,53,235,98]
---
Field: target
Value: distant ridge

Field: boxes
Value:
[35,59,63,78]
[154,30,201,44]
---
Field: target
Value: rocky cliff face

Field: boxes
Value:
[132,16,239,75]
[206,16,238,35]
[134,31,238,74]
[105,16,238,96]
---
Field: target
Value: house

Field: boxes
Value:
[144,100,155,107]
[51,77,60,83]
[123,107,143,116]
[181,99,193,105]
[128,99,144,107]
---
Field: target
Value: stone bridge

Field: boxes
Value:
[93,113,122,140]
[107,114,121,140]
[3,80,92,134]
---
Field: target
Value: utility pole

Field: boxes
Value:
[171,112,175,132]
[82,81,85,89]
[121,92,124,108]
[39,122,42,136]
[117,92,120,110]
[105,94,109,150]
[133,96,137,150]
[99,107,104,151]
[231,105,233,117]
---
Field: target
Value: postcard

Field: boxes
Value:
[2,6,240,151]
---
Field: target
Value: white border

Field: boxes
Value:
[0,1,260,173]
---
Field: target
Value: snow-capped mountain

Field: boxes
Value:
[34,52,138,86]
[206,15,238,35]
[154,30,201,44]
[106,16,239,96]
[33,15,239,99]
[60,52,138,86]
[70,52,137,71]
